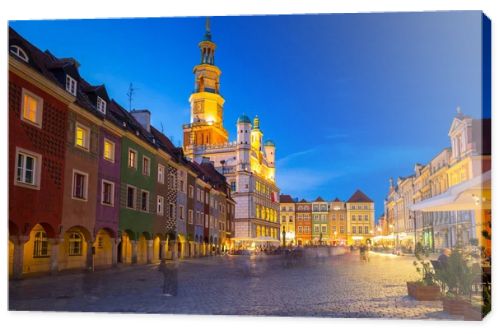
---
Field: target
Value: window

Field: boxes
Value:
[141,190,149,212]
[170,174,176,189]
[21,89,43,127]
[188,209,193,224]
[298,226,303,233]
[289,216,293,222]
[68,232,83,256]
[15,149,40,187]
[96,96,107,114]
[142,156,150,176]
[127,185,136,209]
[340,226,345,234]
[352,215,356,221]
[10,45,29,62]
[179,205,185,220]
[358,215,362,221]
[157,195,164,215]
[365,226,369,234]
[180,180,185,193]
[72,170,88,200]
[364,215,369,221]
[332,226,337,233]
[128,149,137,168]
[66,75,77,96]
[314,225,319,233]
[33,231,48,258]
[157,164,165,184]
[169,203,175,219]
[352,226,357,234]
[230,181,236,192]
[188,185,194,198]
[101,180,114,206]
[75,123,90,150]
[103,139,115,162]
[205,214,209,228]
[321,225,327,233]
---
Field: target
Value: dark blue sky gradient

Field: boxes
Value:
[10,11,484,216]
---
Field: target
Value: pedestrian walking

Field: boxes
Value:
[158,259,179,296]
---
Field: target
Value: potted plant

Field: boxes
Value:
[434,249,481,316]
[407,245,441,301]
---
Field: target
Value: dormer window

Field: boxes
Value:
[65,75,77,96]
[10,45,29,62]
[97,96,107,114]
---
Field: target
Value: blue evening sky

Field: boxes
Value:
[10,11,485,217]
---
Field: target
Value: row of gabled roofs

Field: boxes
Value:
[279,189,373,204]
[9,27,229,193]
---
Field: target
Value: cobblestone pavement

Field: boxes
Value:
[9,251,460,319]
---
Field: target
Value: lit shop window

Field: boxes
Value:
[68,232,83,256]
[33,231,48,258]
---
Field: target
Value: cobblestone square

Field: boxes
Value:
[9,252,460,320]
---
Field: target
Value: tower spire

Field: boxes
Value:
[204,17,212,41]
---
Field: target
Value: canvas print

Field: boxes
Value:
[8,11,491,320]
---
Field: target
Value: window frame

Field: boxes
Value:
[142,156,151,176]
[140,189,150,212]
[96,96,107,114]
[157,164,165,184]
[20,88,43,128]
[71,169,89,201]
[74,122,90,151]
[101,179,115,207]
[126,185,137,209]
[68,232,83,256]
[33,231,49,258]
[10,45,29,62]
[65,75,77,96]
[14,147,41,189]
[128,148,138,169]
[103,138,115,163]
[157,195,165,216]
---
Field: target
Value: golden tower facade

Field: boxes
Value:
[183,18,228,154]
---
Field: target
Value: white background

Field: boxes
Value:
[0,0,498,333]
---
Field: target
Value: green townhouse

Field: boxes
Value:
[109,104,158,265]
[312,196,329,245]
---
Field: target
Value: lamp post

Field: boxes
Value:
[282,226,286,248]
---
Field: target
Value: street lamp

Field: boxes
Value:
[282,226,286,248]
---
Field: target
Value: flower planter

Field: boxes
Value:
[442,297,469,316]
[407,282,441,301]
[463,304,483,321]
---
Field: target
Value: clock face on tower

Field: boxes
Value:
[194,101,203,114]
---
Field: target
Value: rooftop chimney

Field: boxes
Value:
[131,109,151,132]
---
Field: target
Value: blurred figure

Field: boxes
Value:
[159,259,178,297]
[438,248,451,268]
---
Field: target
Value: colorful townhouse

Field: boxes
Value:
[295,199,312,246]
[279,195,296,245]
[312,197,329,244]
[346,190,376,246]
[329,198,347,245]
[8,27,235,279]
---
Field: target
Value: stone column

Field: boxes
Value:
[50,238,61,275]
[111,238,118,267]
[131,240,138,264]
[86,240,94,271]
[147,240,154,264]
[12,236,27,280]
[160,240,166,261]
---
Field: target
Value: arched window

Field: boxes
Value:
[33,231,48,257]
[10,45,29,62]
[69,232,83,256]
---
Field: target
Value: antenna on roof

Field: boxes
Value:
[127,83,136,112]
[160,122,164,134]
